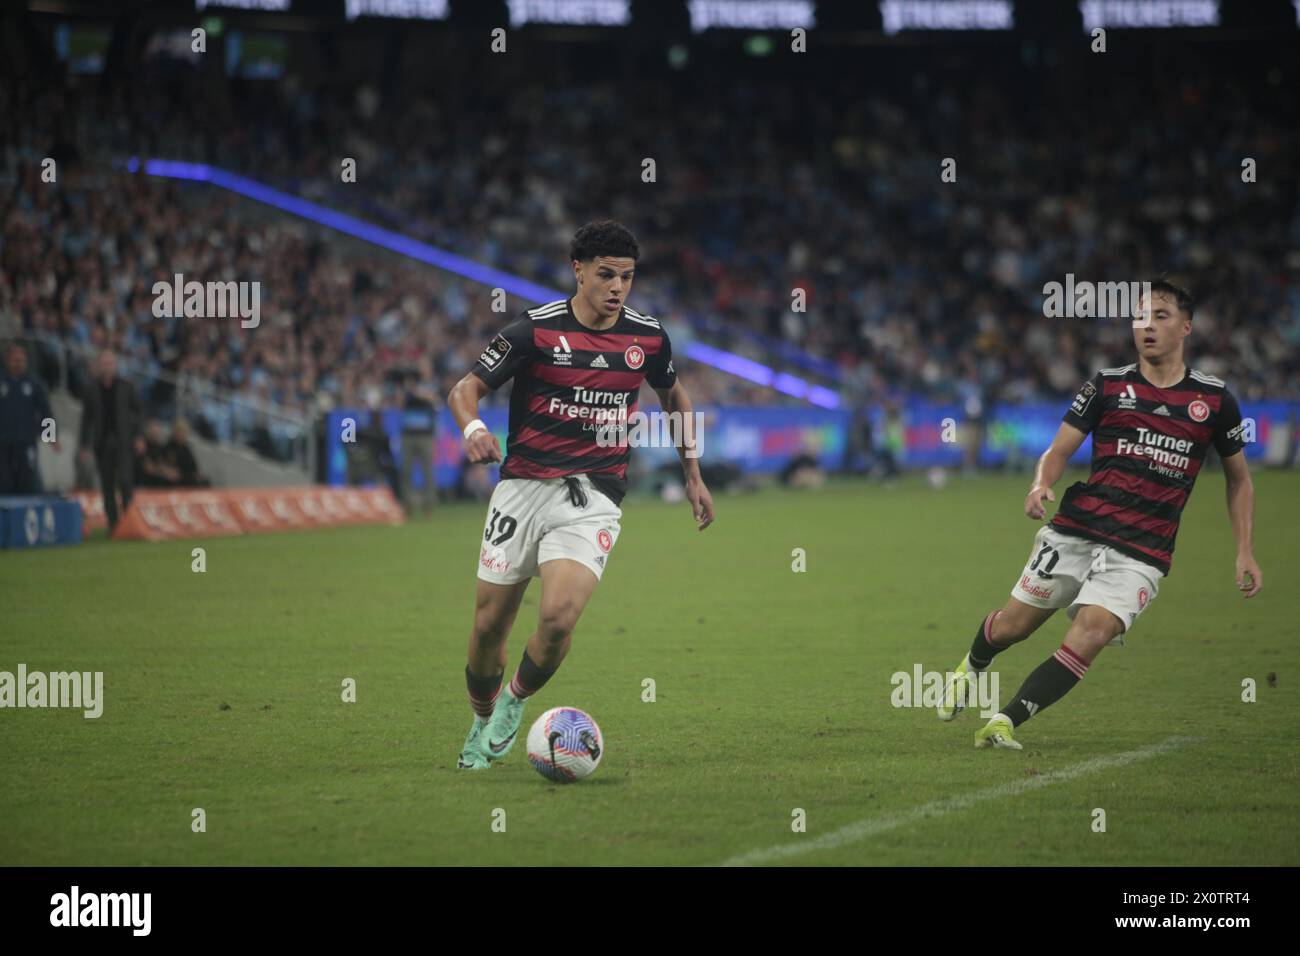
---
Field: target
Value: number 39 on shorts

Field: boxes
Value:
[484,508,517,546]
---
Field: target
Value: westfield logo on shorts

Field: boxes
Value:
[1018,575,1054,601]
[479,546,510,574]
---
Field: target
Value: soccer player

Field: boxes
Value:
[937,279,1263,749]
[447,221,715,770]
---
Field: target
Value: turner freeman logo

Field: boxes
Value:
[1116,427,1191,477]
[1188,399,1210,422]
[548,387,629,426]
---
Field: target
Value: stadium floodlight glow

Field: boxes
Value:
[194,0,290,12]
[687,1,816,33]
[344,0,450,21]
[506,0,631,28]
[879,0,1013,35]
[135,158,839,409]
[1078,0,1219,32]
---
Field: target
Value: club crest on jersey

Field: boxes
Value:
[1188,399,1210,422]
[1118,384,1138,410]
[624,344,645,370]
[597,529,613,553]
[1137,587,1149,610]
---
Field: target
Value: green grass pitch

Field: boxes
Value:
[1,471,1296,866]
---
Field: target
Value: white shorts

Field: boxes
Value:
[1010,525,1164,643]
[476,475,622,585]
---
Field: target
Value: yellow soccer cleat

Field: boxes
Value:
[974,715,1023,751]
[937,655,976,722]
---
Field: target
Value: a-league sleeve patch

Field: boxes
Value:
[478,333,512,371]
[1070,380,1096,416]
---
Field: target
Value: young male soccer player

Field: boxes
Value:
[937,279,1263,749]
[447,221,715,769]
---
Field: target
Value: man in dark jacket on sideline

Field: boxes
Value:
[78,350,144,532]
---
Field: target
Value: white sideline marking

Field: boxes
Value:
[718,735,1198,867]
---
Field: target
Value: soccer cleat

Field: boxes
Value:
[457,716,491,770]
[937,655,976,721]
[974,715,1023,751]
[482,687,528,762]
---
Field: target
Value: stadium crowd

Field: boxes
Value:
[1,48,1297,469]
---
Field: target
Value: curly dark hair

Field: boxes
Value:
[570,220,639,263]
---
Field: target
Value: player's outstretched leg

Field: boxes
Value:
[976,604,1120,750]
[483,559,600,763]
[939,598,1054,721]
[459,579,529,769]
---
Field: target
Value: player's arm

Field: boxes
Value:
[1214,388,1262,598]
[448,317,535,464]
[1026,423,1087,519]
[1221,451,1261,598]
[1028,373,1104,519]
[646,328,713,530]
[448,373,500,464]
[654,379,714,531]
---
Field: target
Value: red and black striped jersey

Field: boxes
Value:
[1050,364,1246,575]
[470,297,677,504]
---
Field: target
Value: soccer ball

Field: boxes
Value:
[526,707,604,783]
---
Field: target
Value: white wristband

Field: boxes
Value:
[463,419,488,440]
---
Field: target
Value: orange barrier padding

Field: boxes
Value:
[69,490,108,532]
[111,486,404,541]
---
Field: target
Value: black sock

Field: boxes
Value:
[968,610,1007,670]
[465,666,502,720]
[1000,645,1088,727]
[508,649,557,700]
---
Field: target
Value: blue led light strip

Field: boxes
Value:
[138,158,840,409]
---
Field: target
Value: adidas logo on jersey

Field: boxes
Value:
[1153,404,1171,416]
[590,354,609,369]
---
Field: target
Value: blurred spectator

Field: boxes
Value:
[135,419,179,488]
[78,351,144,532]
[350,410,400,499]
[779,453,826,489]
[399,369,438,515]
[0,341,54,494]
[164,419,208,488]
